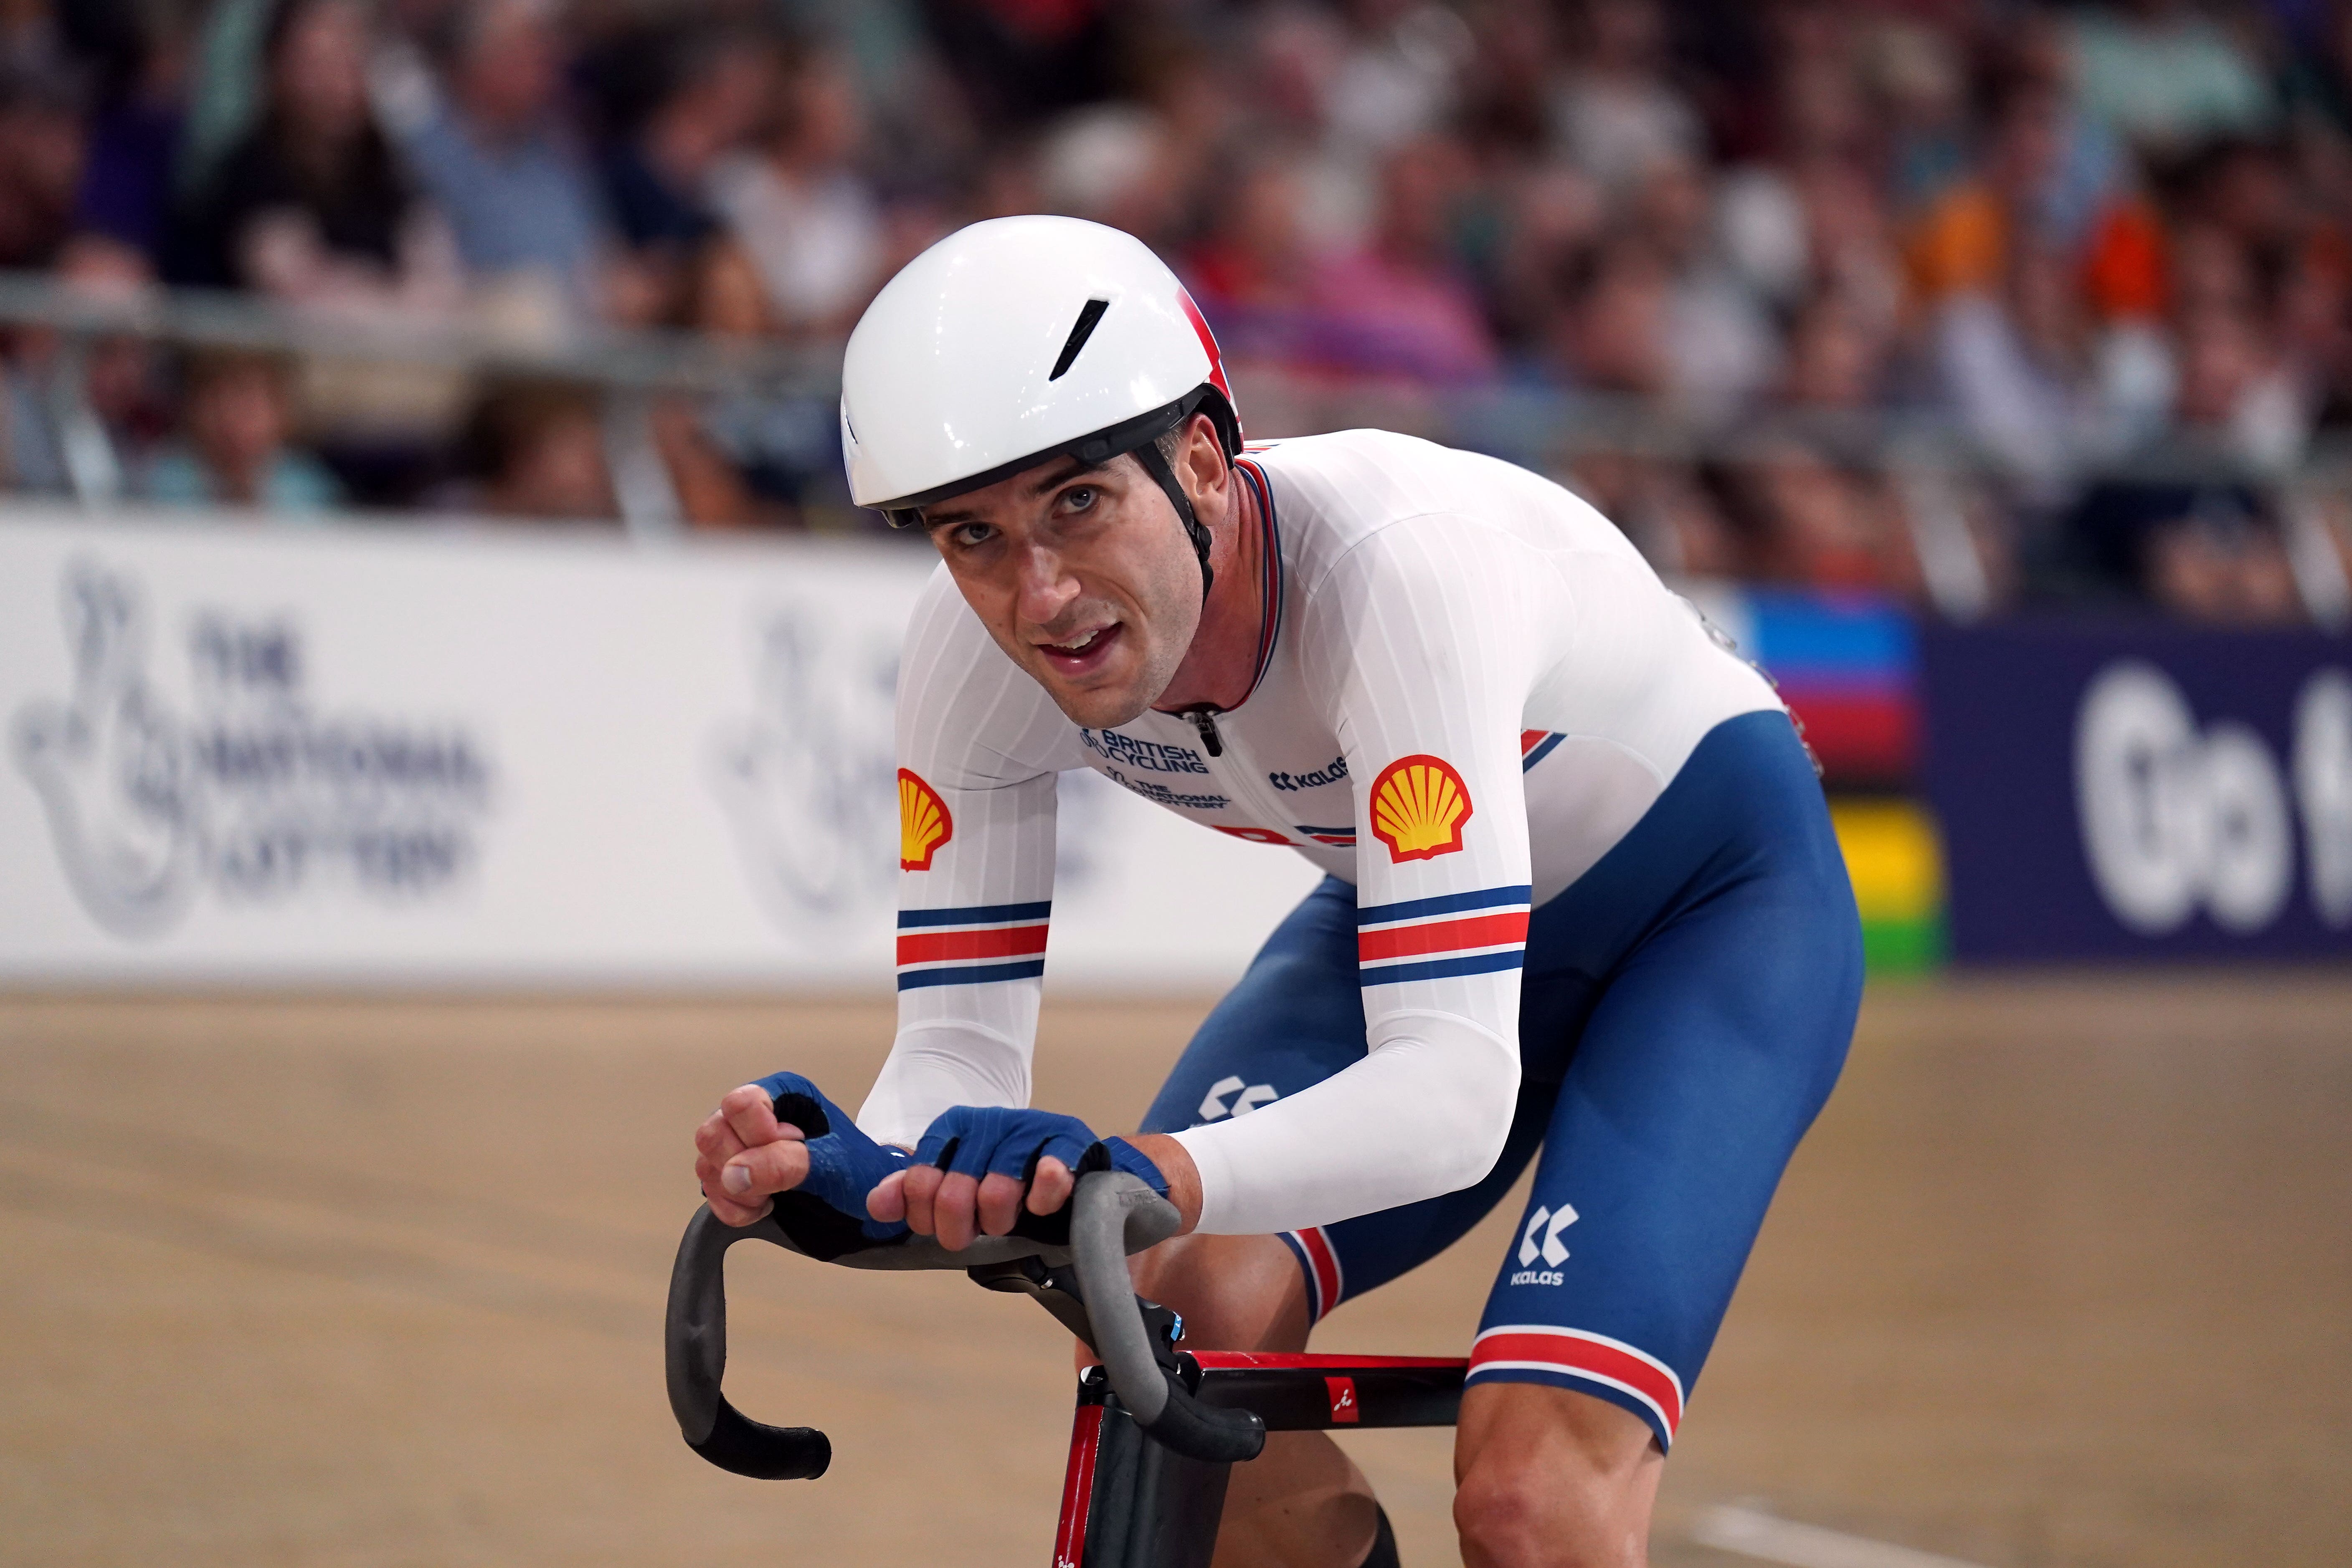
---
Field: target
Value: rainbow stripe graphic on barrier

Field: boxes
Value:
[1827,799,1947,973]
[1700,585,1946,973]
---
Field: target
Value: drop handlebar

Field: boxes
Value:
[663,1170,1268,1479]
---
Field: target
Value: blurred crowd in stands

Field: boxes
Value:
[3,0,2352,621]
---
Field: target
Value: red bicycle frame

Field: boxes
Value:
[1054,1353,1468,1568]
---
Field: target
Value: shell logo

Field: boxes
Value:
[899,769,953,870]
[1369,755,1473,863]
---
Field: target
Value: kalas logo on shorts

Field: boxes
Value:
[1369,754,1473,863]
[898,768,952,870]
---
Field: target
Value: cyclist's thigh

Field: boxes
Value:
[1141,875,1549,1325]
[1467,771,1863,1451]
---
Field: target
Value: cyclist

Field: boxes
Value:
[693,216,1862,1568]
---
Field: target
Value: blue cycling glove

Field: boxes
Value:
[748,1071,911,1260]
[913,1106,1168,1245]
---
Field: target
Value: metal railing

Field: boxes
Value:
[3,269,2346,626]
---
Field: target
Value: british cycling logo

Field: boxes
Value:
[1079,727,1208,775]
[11,560,493,939]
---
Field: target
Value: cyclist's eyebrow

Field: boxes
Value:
[1027,458,1109,495]
[922,460,1111,530]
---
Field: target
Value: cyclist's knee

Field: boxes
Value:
[1128,1231,1309,1353]
[1453,1384,1661,1568]
[1453,1464,1643,1568]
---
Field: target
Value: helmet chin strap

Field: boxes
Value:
[1131,438,1214,604]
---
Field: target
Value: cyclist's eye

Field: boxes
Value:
[953,522,994,548]
[1062,486,1097,514]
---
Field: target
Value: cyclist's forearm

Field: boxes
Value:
[856,1022,1032,1148]
[1170,1012,1519,1235]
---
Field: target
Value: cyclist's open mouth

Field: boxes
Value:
[1038,622,1122,677]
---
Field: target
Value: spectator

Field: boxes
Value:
[1325,0,1472,158]
[1936,244,2106,503]
[1625,153,1782,420]
[1783,292,1884,412]
[1457,0,1558,170]
[56,232,173,466]
[448,379,614,521]
[1183,152,1324,348]
[2065,0,2274,153]
[0,233,168,500]
[383,0,618,326]
[1862,18,1971,214]
[1904,79,2070,308]
[139,347,342,514]
[920,0,1116,134]
[177,0,275,203]
[0,66,86,270]
[1549,0,1702,195]
[1575,446,1743,579]
[1728,441,1919,597]
[1036,102,1185,248]
[593,22,770,317]
[703,52,883,339]
[2072,307,2302,618]
[171,0,461,316]
[68,5,188,267]
[1483,160,1605,348]
[1549,239,1674,399]
[0,337,70,496]
[1309,136,1498,383]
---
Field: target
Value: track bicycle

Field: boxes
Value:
[666,1168,1466,1568]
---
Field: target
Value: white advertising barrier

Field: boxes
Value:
[0,509,1321,988]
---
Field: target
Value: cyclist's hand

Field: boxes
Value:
[694,1084,803,1226]
[694,1072,912,1256]
[869,1106,1173,1251]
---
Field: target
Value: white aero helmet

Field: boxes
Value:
[839,215,1242,590]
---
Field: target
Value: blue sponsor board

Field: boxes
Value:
[1922,620,2352,961]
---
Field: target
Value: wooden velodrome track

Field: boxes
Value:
[1,977,2345,1567]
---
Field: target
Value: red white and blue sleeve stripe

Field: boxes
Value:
[895,901,1052,990]
[1356,885,1532,986]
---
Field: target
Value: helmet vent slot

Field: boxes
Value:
[1049,298,1111,380]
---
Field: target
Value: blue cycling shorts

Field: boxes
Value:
[1141,710,1863,1451]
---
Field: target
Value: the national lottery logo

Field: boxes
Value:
[10,560,493,938]
[898,768,953,870]
[1369,754,1473,863]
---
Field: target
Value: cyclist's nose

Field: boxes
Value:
[1013,543,1081,628]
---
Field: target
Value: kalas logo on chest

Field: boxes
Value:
[1268,754,1348,792]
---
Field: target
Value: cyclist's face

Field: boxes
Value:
[923,440,1213,728]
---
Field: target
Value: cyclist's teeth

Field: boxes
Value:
[1055,628,1101,653]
